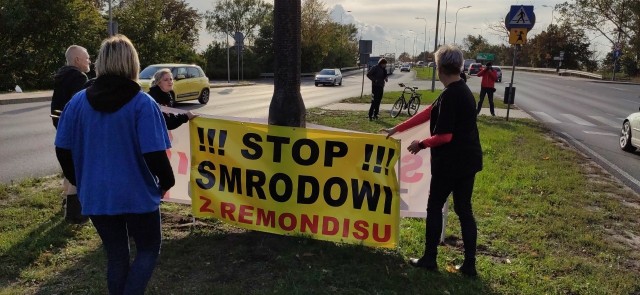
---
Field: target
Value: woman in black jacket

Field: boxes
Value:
[147,69,197,130]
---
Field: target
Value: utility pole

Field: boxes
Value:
[431,0,441,92]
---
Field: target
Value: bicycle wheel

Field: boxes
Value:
[390,97,405,118]
[407,95,421,116]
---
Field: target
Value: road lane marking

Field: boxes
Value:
[583,130,618,137]
[531,111,561,123]
[608,86,628,91]
[562,113,596,126]
[561,132,640,190]
[589,115,621,128]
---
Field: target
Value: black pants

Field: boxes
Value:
[423,173,477,263]
[477,87,495,115]
[368,85,384,118]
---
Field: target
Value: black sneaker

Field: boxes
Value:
[455,263,477,277]
[408,257,438,271]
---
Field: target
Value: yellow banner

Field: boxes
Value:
[190,117,401,248]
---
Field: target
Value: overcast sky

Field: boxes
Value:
[186,0,609,60]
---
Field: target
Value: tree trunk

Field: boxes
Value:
[268,0,306,127]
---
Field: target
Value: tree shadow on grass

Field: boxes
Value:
[149,215,497,295]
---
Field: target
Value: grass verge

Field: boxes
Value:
[1,111,639,294]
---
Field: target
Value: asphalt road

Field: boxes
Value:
[0,70,421,183]
[3,69,640,193]
[490,70,640,192]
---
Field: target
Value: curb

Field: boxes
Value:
[589,80,640,86]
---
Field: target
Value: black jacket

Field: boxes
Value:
[55,75,175,191]
[51,66,88,128]
[148,85,189,130]
[366,64,388,87]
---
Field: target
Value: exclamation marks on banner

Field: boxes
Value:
[362,144,396,175]
[198,127,227,156]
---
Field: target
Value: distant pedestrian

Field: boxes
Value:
[55,34,174,295]
[381,44,482,277]
[51,45,91,128]
[476,62,498,116]
[147,69,197,130]
[366,58,389,121]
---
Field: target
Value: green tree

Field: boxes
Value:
[558,0,638,74]
[0,0,104,90]
[526,23,596,71]
[253,11,275,73]
[204,0,272,43]
[268,0,305,127]
[112,0,201,67]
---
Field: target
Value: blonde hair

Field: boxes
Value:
[94,34,140,80]
[151,69,172,87]
[65,45,88,66]
[434,44,464,75]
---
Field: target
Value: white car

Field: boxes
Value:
[620,108,640,152]
[400,64,411,72]
[314,68,342,86]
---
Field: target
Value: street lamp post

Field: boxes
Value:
[443,0,448,44]
[453,6,471,45]
[416,17,428,63]
[408,30,417,63]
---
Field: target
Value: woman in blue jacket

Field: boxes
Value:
[55,34,174,295]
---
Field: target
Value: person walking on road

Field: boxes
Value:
[366,58,388,121]
[381,44,483,277]
[55,34,174,295]
[476,62,498,116]
[51,45,91,128]
[147,69,197,130]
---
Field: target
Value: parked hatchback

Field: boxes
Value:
[139,64,210,106]
[315,68,342,86]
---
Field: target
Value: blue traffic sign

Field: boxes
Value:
[505,5,535,30]
[614,49,622,59]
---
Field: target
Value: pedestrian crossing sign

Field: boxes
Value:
[505,5,535,29]
[509,28,528,45]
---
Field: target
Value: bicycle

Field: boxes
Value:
[390,83,421,118]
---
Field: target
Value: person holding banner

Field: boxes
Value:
[147,69,197,130]
[55,34,174,294]
[381,44,482,276]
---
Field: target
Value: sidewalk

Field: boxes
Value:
[321,103,533,119]
[0,81,255,105]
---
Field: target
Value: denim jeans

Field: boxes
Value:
[90,209,162,295]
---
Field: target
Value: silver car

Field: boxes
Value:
[315,68,342,86]
[620,108,640,152]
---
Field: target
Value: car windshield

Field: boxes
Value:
[319,69,335,75]
[139,66,165,79]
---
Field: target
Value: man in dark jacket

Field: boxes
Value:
[51,45,91,128]
[366,58,388,121]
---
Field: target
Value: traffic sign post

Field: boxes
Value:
[504,5,535,121]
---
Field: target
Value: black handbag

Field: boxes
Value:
[64,194,89,224]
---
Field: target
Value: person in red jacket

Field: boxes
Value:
[476,62,498,116]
